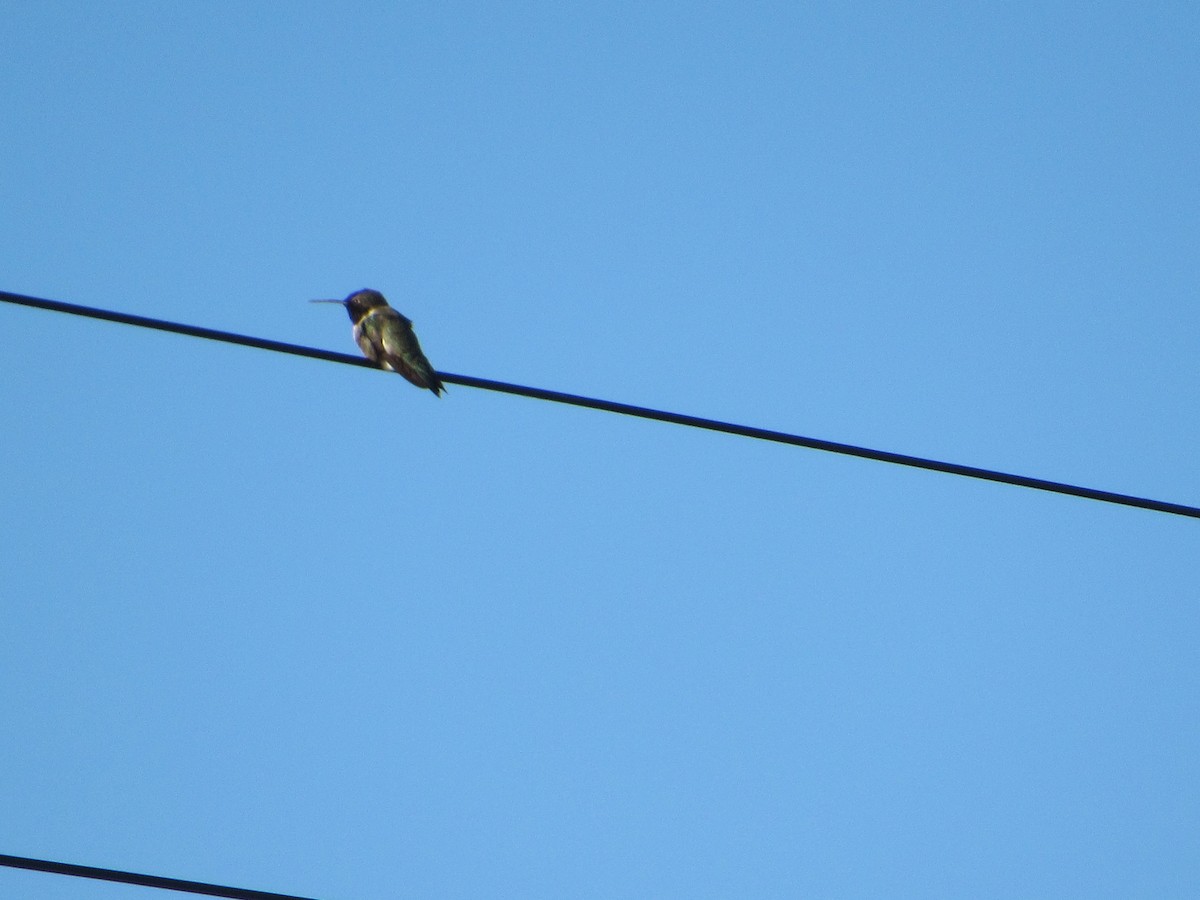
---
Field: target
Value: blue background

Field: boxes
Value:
[2,3,1197,898]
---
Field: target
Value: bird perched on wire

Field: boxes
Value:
[311,289,444,396]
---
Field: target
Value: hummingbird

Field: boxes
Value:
[312,289,444,396]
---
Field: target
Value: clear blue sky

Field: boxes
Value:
[2,3,1197,898]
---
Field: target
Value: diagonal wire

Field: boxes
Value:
[2,289,1197,520]
[0,853,321,900]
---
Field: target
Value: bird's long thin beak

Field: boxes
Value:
[309,299,344,305]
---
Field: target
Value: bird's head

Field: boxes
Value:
[310,288,391,324]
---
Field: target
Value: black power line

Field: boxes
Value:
[0,853,321,900]
[2,289,1197,520]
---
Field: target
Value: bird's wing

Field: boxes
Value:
[374,309,444,395]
